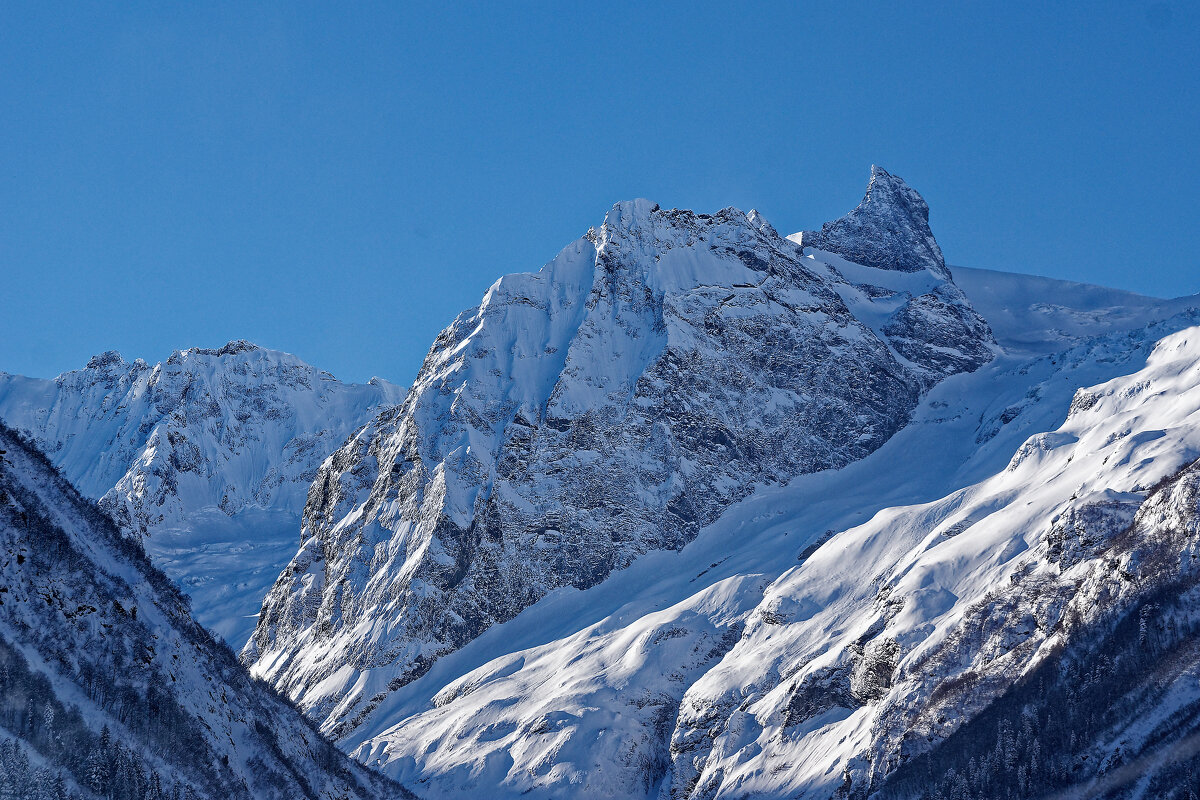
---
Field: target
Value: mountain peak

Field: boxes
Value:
[796,165,950,280]
[217,338,262,356]
[86,350,126,370]
[601,198,661,232]
[863,164,929,217]
[746,208,778,237]
[165,340,268,366]
[247,180,997,738]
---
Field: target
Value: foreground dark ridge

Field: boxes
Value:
[0,422,412,799]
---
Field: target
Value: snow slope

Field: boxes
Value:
[0,342,404,646]
[0,421,409,799]
[246,168,996,742]
[660,327,1200,798]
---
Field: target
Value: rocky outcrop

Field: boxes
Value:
[789,166,993,386]
[795,165,951,280]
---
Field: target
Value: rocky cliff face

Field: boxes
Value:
[795,165,950,280]
[246,169,996,739]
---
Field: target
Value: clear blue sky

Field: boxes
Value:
[2,2,1197,384]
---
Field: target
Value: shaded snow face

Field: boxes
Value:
[0,342,404,646]
[248,173,994,741]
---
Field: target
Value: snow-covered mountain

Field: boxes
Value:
[8,163,1199,798]
[0,421,409,799]
[0,343,404,645]
[241,168,1200,798]
[245,167,997,741]
[332,288,1200,800]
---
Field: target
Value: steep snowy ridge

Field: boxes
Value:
[0,422,410,799]
[246,169,995,741]
[881,451,1200,798]
[0,343,404,645]
[662,326,1200,799]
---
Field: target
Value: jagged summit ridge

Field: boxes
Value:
[168,338,263,361]
[795,165,951,280]
[246,174,995,741]
[81,339,264,371]
[85,349,130,370]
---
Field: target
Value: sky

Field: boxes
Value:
[1,2,1197,384]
